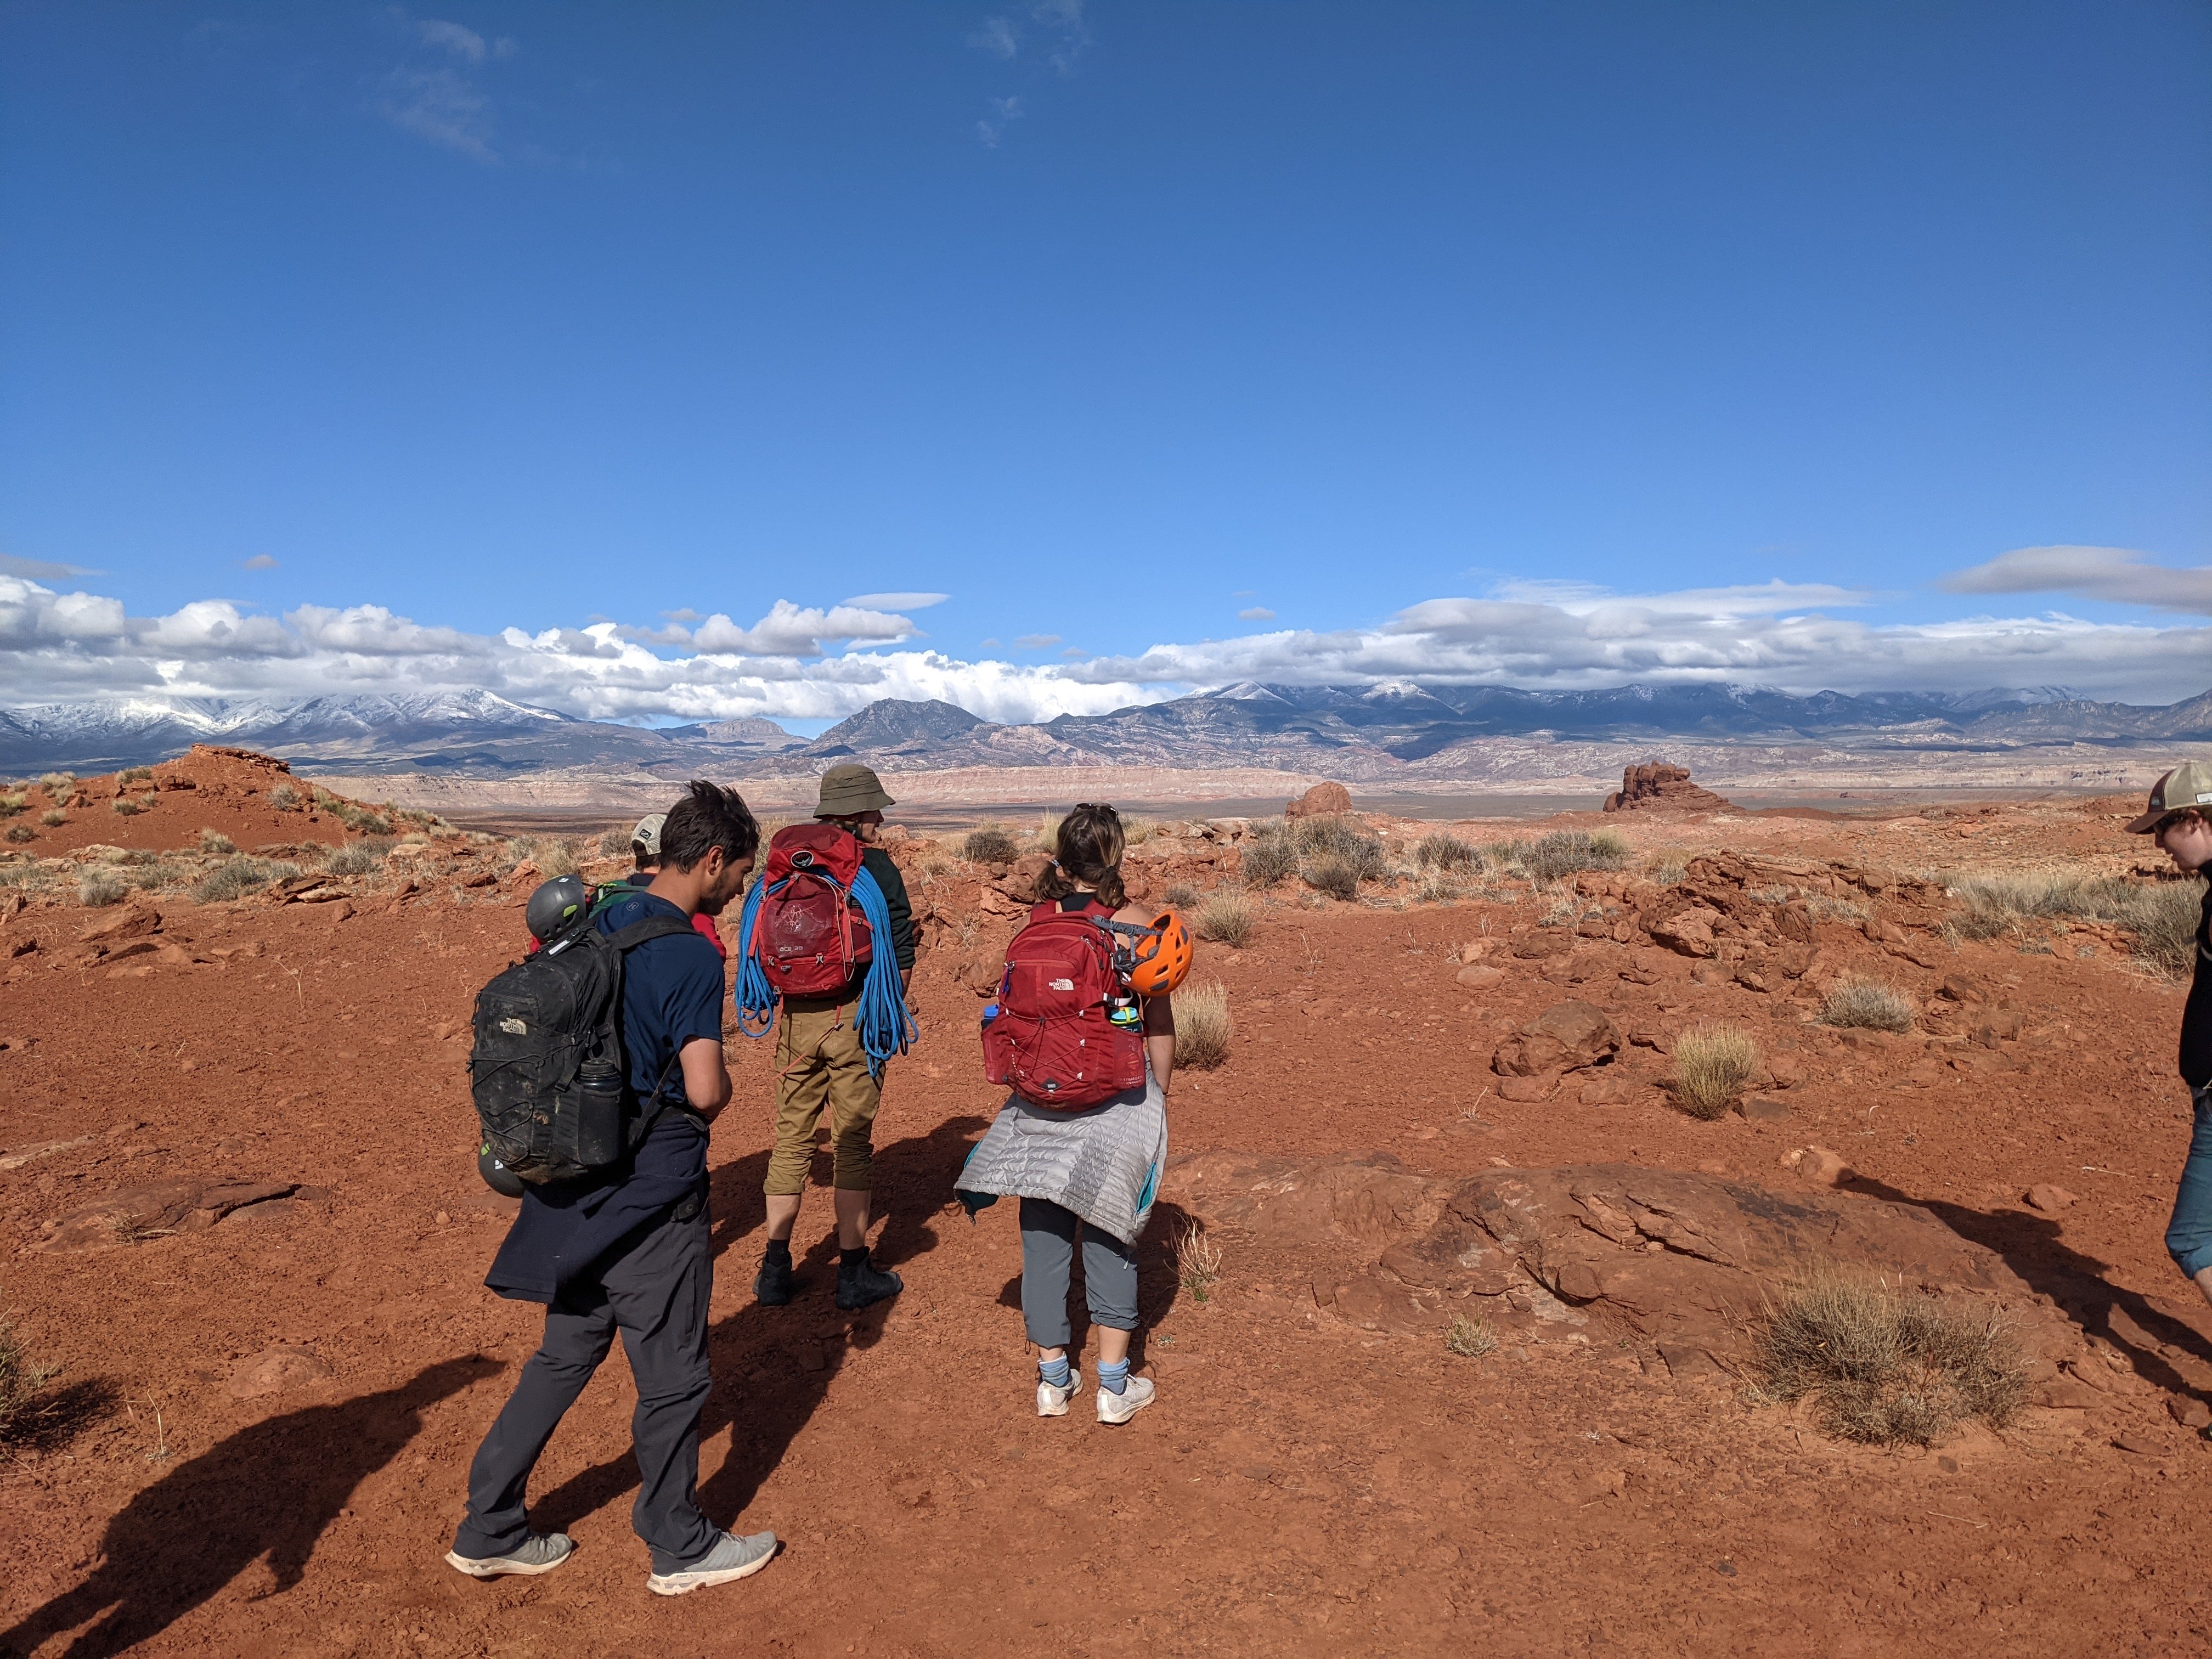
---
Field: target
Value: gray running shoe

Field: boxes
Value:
[645,1529,778,1597]
[444,1532,574,1578]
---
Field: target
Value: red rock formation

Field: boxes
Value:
[1602,762,1730,814]
[1285,781,1355,818]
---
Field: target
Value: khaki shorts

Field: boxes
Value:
[765,995,882,1195]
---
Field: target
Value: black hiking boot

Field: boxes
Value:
[754,1249,795,1307]
[834,1246,902,1312]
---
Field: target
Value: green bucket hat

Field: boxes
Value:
[815,762,895,819]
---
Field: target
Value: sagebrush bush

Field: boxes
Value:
[4,824,32,844]
[1822,977,1915,1032]
[1515,830,1630,883]
[1951,870,2209,978]
[1646,850,1688,886]
[323,838,390,877]
[1172,981,1232,1070]
[118,766,153,784]
[1670,1023,1761,1119]
[39,809,65,828]
[197,828,234,855]
[193,855,297,904]
[1304,855,1361,901]
[964,827,1018,865]
[269,782,301,811]
[1292,814,1385,868]
[1194,889,1257,947]
[1415,832,1480,872]
[0,792,24,818]
[38,772,73,796]
[77,870,127,906]
[1239,830,1297,888]
[1163,882,1199,908]
[110,799,142,817]
[1759,1274,2026,1445]
[597,825,633,857]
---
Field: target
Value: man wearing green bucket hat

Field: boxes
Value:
[754,763,916,1310]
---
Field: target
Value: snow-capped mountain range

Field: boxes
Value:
[1,682,2205,776]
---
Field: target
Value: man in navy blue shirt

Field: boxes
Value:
[448,782,776,1598]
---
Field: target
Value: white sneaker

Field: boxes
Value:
[1095,1374,1155,1425]
[1037,1368,1081,1417]
[645,1530,777,1596]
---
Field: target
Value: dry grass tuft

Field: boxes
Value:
[1194,889,1257,947]
[1445,1315,1498,1358]
[0,792,24,819]
[323,839,390,877]
[196,828,234,855]
[597,825,634,857]
[110,799,142,817]
[193,854,298,904]
[1646,849,1689,886]
[1416,832,1481,872]
[1175,1221,1222,1305]
[77,870,128,907]
[38,772,74,796]
[1239,828,1297,888]
[1822,977,1915,1032]
[1304,855,1361,901]
[268,782,301,811]
[40,809,66,828]
[1670,1023,1761,1119]
[963,827,1018,865]
[1759,1273,2027,1444]
[4,824,32,844]
[1163,882,1199,908]
[1171,981,1233,1070]
[0,1314,59,1446]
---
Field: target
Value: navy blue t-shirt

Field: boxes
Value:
[484,890,725,1305]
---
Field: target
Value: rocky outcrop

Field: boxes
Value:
[1284,781,1355,819]
[1602,763,1730,814]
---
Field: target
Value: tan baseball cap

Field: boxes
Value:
[815,762,895,819]
[630,811,667,854]
[2125,762,2212,833]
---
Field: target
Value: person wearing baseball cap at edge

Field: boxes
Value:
[608,810,726,958]
[2126,764,2212,1312]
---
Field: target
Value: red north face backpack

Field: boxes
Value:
[982,898,1147,1110]
[751,823,875,997]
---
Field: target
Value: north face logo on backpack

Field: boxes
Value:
[1048,978,1075,991]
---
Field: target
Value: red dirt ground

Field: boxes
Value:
[2,774,2210,1656]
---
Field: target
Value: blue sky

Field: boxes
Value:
[1,0,2207,726]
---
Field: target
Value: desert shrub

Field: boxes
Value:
[1239,828,1297,888]
[597,825,633,857]
[323,837,392,877]
[1445,1315,1497,1358]
[1303,855,1361,901]
[1945,867,2202,977]
[1123,817,1157,846]
[125,860,185,891]
[1175,1220,1222,1305]
[110,799,141,817]
[77,869,127,906]
[1194,889,1257,946]
[38,772,74,796]
[1164,882,1199,908]
[1670,1023,1761,1119]
[1646,849,1688,886]
[0,792,24,819]
[39,809,66,828]
[118,766,154,783]
[1171,981,1232,1070]
[4,823,31,844]
[1807,894,1866,923]
[1031,811,1063,850]
[1517,830,1630,884]
[196,828,234,855]
[1822,977,1915,1032]
[537,838,580,879]
[1759,1273,2027,1445]
[1291,814,1381,864]
[193,854,296,904]
[269,782,300,811]
[964,827,1018,865]
[1415,832,1480,872]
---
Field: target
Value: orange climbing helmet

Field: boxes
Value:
[1122,909,1194,997]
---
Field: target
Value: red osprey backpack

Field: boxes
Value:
[751,822,875,997]
[982,898,1147,1110]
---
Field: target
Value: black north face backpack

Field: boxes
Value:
[468,914,697,1185]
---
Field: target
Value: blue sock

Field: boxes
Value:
[1039,1355,1071,1390]
[1097,1358,1129,1396]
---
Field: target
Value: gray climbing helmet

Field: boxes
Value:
[525,873,591,946]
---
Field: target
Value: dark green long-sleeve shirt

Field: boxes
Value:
[861,844,916,973]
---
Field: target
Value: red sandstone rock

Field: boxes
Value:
[1602,763,1730,814]
[1285,781,1355,819]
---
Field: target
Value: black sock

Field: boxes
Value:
[764,1238,792,1266]
[840,1245,869,1271]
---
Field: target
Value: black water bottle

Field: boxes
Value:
[573,1051,627,1169]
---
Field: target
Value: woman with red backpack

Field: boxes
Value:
[956,802,1185,1425]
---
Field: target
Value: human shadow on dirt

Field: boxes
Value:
[1847,1172,2212,1397]
[0,1355,498,1659]
[532,1113,988,1539]
[989,1198,1194,1370]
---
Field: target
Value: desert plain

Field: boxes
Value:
[1,746,2209,1657]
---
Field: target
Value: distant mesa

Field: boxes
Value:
[1603,763,1731,814]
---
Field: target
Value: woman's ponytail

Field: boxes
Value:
[1037,802,1127,909]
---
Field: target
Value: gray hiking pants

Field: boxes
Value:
[1020,1196,1138,1348]
[453,1201,716,1572]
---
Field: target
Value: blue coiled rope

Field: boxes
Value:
[732,864,914,1079]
